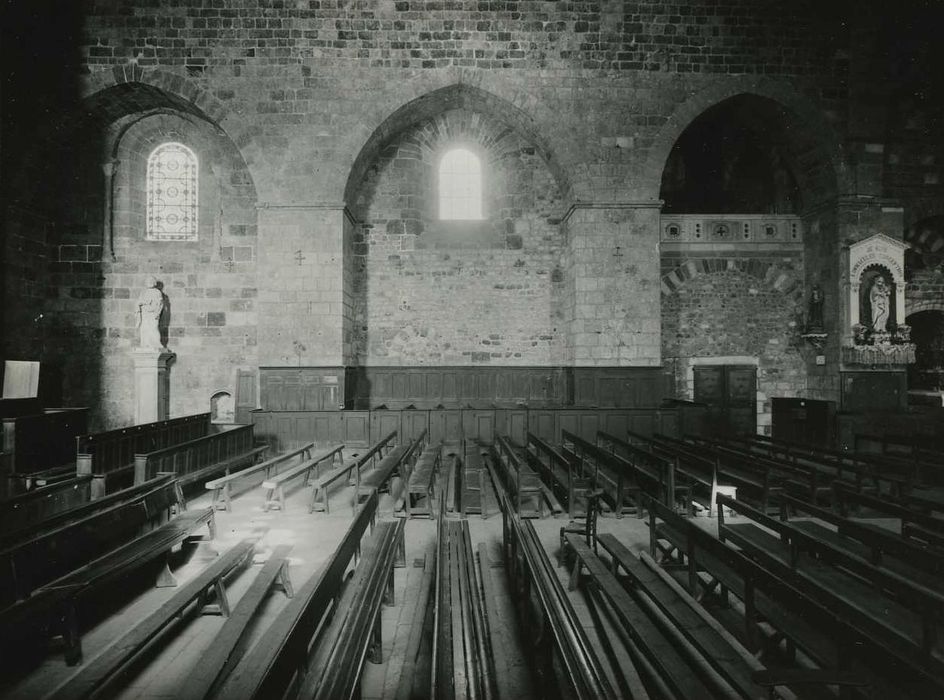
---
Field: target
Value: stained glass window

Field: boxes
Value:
[439,148,483,220]
[146,142,198,241]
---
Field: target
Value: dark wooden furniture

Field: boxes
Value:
[490,435,543,518]
[205,441,315,511]
[76,413,210,497]
[133,424,267,487]
[258,443,343,512]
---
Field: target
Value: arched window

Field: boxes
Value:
[439,148,483,220]
[147,142,198,241]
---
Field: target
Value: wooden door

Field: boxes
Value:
[693,365,756,437]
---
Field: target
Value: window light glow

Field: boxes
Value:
[147,142,198,241]
[439,148,483,220]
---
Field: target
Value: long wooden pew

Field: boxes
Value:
[358,431,426,510]
[565,531,767,699]
[491,435,543,518]
[214,490,381,698]
[406,441,439,518]
[0,475,184,608]
[718,493,944,688]
[1,504,214,665]
[832,481,944,535]
[0,474,93,535]
[646,495,938,699]
[779,492,944,588]
[596,430,689,514]
[562,429,643,517]
[205,441,315,511]
[854,432,944,486]
[653,433,782,514]
[627,428,734,515]
[432,518,497,699]
[76,413,210,497]
[298,518,406,700]
[3,407,89,490]
[460,442,487,516]
[526,431,585,515]
[45,539,264,700]
[133,423,268,488]
[486,455,616,698]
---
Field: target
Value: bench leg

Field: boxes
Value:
[62,601,83,666]
[207,512,217,540]
[276,560,295,598]
[368,616,383,664]
[157,554,179,587]
[384,568,395,606]
[395,532,406,569]
[568,557,581,592]
[222,483,231,512]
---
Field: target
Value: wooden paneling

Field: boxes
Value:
[249,406,697,453]
[840,371,907,412]
[259,367,344,411]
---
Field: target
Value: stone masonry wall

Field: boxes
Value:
[661,257,806,433]
[349,109,566,365]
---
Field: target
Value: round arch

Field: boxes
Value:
[342,82,573,208]
[641,77,852,207]
[660,257,804,305]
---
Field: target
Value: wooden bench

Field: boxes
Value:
[718,493,944,687]
[259,443,344,512]
[562,429,641,517]
[431,518,497,699]
[297,518,406,699]
[405,442,440,518]
[0,475,183,608]
[645,495,933,699]
[45,538,262,700]
[460,443,487,516]
[526,432,580,515]
[491,435,543,518]
[0,474,92,535]
[0,475,178,553]
[0,506,215,665]
[358,433,425,508]
[485,454,615,699]
[214,491,380,699]
[833,481,944,535]
[2,407,89,477]
[206,441,314,511]
[597,430,690,515]
[566,531,766,700]
[76,413,210,498]
[655,433,781,514]
[7,463,78,494]
[134,423,268,488]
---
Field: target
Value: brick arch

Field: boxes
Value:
[660,258,804,305]
[80,64,258,153]
[640,77,852,207]
[343,81,573,208]
[906,299,944,316]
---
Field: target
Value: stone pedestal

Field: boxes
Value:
[132,348,175,425]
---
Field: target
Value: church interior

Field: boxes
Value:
[2,1,944,698]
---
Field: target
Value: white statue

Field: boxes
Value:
[869,276,890,332]
[137,275,165,349]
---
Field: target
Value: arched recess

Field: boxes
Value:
[906,309,944,392]
[3,75,260,427]
[661,260,807,434]
[643,78,851,208]
[343,83,571,368]
[344,83,573,208]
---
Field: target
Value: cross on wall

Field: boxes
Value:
[294,250,306,265]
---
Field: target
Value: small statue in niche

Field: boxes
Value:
[807,284,825,333]
[137,275,166,350]
[869,276,891,333]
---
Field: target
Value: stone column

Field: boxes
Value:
[132,348,175,424]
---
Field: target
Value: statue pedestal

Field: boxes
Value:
[133,348,175,425]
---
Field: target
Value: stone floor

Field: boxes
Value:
[0,453,688,700]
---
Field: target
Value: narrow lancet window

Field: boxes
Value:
[147,142,198,241]
[439,148,483,220]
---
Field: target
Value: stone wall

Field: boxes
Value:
[661,257,806,433]
[348,108,566,365]
[1,1,942,427]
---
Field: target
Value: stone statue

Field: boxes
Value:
[869,276,890,333]
[807,284,824,332]
[137,275,165,349]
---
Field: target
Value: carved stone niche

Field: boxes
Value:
[840,233,915,365]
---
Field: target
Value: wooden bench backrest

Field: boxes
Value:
[76,412,210,476]
[0,477,180,607]
[0,475,93,535]
[215,490,380,699]
[135,424,255,483]
[3,408,89,473]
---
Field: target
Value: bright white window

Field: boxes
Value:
[147,142,198,241]
[439,148,483,220]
